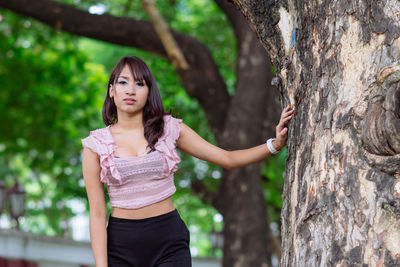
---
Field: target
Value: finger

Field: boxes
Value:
[277,128,288,139]
[279,128,288,138]
[281,111,293,120]
[281,106,290,118]
[279,115,293,126]
[283,109,295,116]
[276,128,283,136]
[284,105,292,113]
[281,112,291,120]
[282,115,294,122]
[281,108,295,118]
[277,121,285,129]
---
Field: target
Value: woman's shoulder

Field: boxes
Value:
[90,126,109,136]
[163,114,183,125]
[81,125,114,154]
[158,114,182,144]
[83,126,111,141]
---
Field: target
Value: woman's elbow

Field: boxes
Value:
[222,151,238,170]
[224,165,237,170]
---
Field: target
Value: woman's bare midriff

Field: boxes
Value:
[111,197,175,219]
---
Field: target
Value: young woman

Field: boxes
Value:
[81,56,294,267]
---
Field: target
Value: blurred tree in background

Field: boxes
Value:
[0,0,285,264]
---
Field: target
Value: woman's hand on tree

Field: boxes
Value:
[273,105,295,151]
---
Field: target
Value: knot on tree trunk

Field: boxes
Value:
[362,65,400,156]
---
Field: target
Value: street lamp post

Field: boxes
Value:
[9,180,26,229]
[0,181,6,214]
[0,180,26,230]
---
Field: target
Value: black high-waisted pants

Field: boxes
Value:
[107,209,192,267]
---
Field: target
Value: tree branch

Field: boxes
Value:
[0,0,230,138]
[141,0,189,70]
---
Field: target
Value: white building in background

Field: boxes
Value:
[0,229,221,267]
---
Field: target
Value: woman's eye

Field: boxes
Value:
[136,82,145,87]
[118,80,127,85]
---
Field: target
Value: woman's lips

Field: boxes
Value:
[124,99,136,104]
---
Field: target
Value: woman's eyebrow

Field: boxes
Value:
[118,75,130,79]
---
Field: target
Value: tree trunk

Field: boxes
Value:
[232,0,400,266]
[217,15,277,267]
[0,0,281,265]
[194,1,281,265]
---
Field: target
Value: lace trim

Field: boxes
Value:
[110,186,176,209]
[108,178,172,194]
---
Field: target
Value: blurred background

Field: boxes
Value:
[0,0,286,266]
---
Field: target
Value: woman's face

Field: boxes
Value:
[109,64,149,115]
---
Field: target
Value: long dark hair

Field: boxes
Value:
[102,56,169,149]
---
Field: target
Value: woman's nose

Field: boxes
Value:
[128,84,137,93]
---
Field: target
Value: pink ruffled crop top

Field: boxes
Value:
[81,114,182,209]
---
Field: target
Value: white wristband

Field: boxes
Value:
[266,138,279,154]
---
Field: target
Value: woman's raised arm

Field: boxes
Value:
[177,105,294,170]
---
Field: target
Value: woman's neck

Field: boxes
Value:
[115,112,143,131]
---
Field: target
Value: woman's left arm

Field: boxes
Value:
[177,105,294,170]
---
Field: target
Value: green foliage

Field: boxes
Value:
[0,9,107,235]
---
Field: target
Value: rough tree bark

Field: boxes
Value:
[232,0,400,266]
[0,0,281,266]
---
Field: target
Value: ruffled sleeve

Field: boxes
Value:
[81,133,101,155]
[154,114,183,176]
[81,128,122,184]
